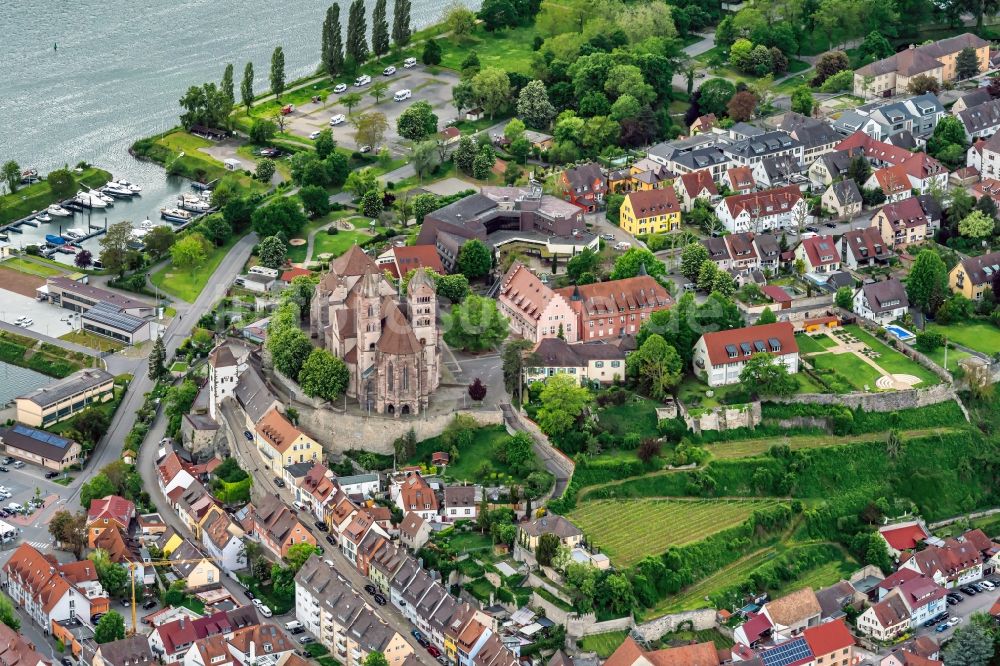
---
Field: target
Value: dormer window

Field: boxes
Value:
[725,344,738,359]
[769,338,781,352]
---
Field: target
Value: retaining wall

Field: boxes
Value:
[632,609,717,642]
[769,383,958,412]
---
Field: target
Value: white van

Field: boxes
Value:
[614,241,631,251]
[292,501,307,512]
[393,89,412,102]
[249,266,279,278]
[354,74,371,87]
[285,621,303,631]
[403,57,417,68]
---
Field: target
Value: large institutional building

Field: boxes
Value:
[310,246,441,416]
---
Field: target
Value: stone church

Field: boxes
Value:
[309,245,441,416]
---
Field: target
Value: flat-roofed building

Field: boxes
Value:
[39,277,155,317]
[81,301,151,344]
[15,368,114,427]
[0,424,82,470]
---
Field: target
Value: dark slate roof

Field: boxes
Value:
[0,425,76,462]
[17,368,112,408]
[861,278,909,314]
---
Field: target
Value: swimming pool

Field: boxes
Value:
[886,324,916,343]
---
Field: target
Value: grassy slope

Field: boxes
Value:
[927,320,1000,357]
[150,233,242,302]
[0,168,111,225]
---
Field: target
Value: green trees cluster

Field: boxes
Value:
[927,116,970,170]
[267,303,349,400]
[443,294,509,352]
[178,82,232,130]
[251,197,308,239]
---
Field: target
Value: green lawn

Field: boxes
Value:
[437,26,540,75]
[810,351,883,392]
[447,531,494,552]
[0,168,111,225]
[926,320,1000,357]
[286,210,358,264]
[310,229,377,263]
[409,425,518,484]
[131,131,262,190]
[580,631,629,658]
[596,394,661,439]
[59,329,125,353]
[844,325,939,386]
[150,234,242,302]
[568,498,778,567]
[795,333,835,354]
[2,257,65,277]
[923,343,972,373]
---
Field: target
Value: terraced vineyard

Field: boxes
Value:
[568,498,778,568]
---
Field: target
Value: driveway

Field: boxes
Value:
[199,139,282,186]
[284,65,461,156]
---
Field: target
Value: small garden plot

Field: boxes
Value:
[580,631,629,658]
[810,352,883,392]
[567,498,778,568]
[795,333,835,355]
[926,320,1000,358]
[843,325,939,386]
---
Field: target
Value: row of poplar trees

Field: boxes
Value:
[321,0,412,77]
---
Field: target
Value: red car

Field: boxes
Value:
[427,646,441,658]
[281,104,295,115]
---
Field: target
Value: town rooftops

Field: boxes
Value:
[94,634,154,666]
[444,485,477,510]
[878,197,935,230]
[860,278,909,314]
[678,170,719,198]
[16,368,113,409]
[842,227,889,263]
[400,511,427,541]
[956,250,1000,286]
[700,321,798,366]
[0,621,50,666]
[47,276,152,312]
[255,408,304,454]
[959,97,1000,135]
[604,636,720,666]
[802,619,854,656]
[830,180,862,207]
[390,245,445,276]
[499,263,565,323]
[758,637,813,666]
[233,364,279,425]
[764,587,822,628]
[624,188,680,218]
[554,276,673,317]
[280,267,313,282]
[87,495,135,526]
[800,235,840,268]
[880,522,930,551]
[532,338,626,368]
[871,592,911,628]
[521,515,582,539]
[208,345,237,368]
[0,425,77,462]
[721,185,802,218]
[562,163,606,194]
[725,131,802,159]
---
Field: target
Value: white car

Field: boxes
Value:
[354,74,371,87]
[252,598,264,608]
[329,114,346,126]
[403,57,417,68]
[393,89,412,102]
[359,145,372,153]
[309,131,321,140]
[383,65,396,76]
[333,83,347,93]
[19,319,32,327]
[258,605,273,618]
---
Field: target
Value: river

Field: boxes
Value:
[0,0,476,263]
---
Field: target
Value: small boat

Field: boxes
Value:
[45,234,66,245]
[178,194,211,213]
[20,168,39,185]
[47,204,72,217]
[90,189,114,206]
[139,218,170,231]
[160,208,193,223]
[116,179,142,194]
[101,182,135,198]
[62,228,86,241]
[74,190,106,209]
[35,213,51,222]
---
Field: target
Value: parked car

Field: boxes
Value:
[600,233,614,241]
[403,57,417,68]
[354,74,371,87]
[0,467,8,473]
[309,131,322,140]
[373,594,387,606]
[2,458,13,465]
[824,222,837,228]
[946,596,960,605]
[299,636,314,645]
[334,83,348,93]
[11,461,23,469]
[326,534,336,546]
[290,626,305,634]
[411,630,423,640]
[981,580,996,590]
[383,66,396,76]
[961,585,978,595]
[61,659,75,666]
[274,477,286,488]
[947,617,962,628]
[330,114,346,126]
[259,605,273,618]
[314,520,329,532]
[359,145,372,153]
[437,657,448,666]
[253,598,265,608]
[427,646,442,658]
[45,471,58,479]
[243,431,253,441]
[936,622,950,633]
[143,599,157,609]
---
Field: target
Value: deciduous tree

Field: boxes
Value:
[270,47,286,100]
[443,294,509,351]
[99,220,136,275]
[726,90,757,121]
[680,243,709,281]
[445,3,477,36]
[94,611,126,644]
[257,236,288,270]
[628,334,682,400]
[739,353,797,397]
[956,47,981,80]
[516,80,557,129]
[471,68,511,120]
[906,249,949,314]
[536,373,591,437]
[252,197,307,238]
[457,239,492,279]
[397,101,438,141]
[352,111,389,149]
[298,349,350,401]
[171,233,211,274]
[959,210,994,238]
[611,247,666,280]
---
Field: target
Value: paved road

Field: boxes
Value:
[500,403,573,499]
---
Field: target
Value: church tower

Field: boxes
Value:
[407,269,440,402]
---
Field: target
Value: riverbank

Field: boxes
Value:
[0,167,111,226]
[130,130,264,191]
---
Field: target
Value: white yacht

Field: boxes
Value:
[139,218,170,231]
[116,179,142,194]
[178,194,211,213]
[75,191,107,209]
[102,182,135,198]
[62,228,87,241]
[160,208,193,223]
[35,212,51,222]
[47,204,72,217]
[90,189,114,206]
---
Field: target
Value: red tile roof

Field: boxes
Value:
[873,165,911,196]
[679,170,718,199]
[726,166,756,191]
[721,185,802,219]
[880,523,929,551]
[700,322,798,366]
[499,263,566,323]
[761,285,792,304]
[392,245,445,276]
[281,267,313,282]
[836,132,912,166]
[624,188,681,219]
[800,235,840,268]
[554,276,673,318]
[87,495,135,526]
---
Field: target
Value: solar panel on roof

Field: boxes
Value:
[12,424,68,447]
[761,638,813,666]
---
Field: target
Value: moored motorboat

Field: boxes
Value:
[47,204,72,217]
[74,191,106,209]
[177,194,211,213]
[45,234,66,245]
[102,182,135,198]
[90,189,114,206]
[62,228,86,241]
[160,208,193,223]
[35,213,51,222]
[116,179,142,194]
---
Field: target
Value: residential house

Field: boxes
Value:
[200,507,246,573]
[233,364,282,432]
[809,150,858,188]
[895,575,948,627]
[0,425,82,471]
[715,186,807,234]
[858,592,913,641]
[443,486,478,522]
[525,338,627,386]
[836,132,913,167]
[899,538,984,589]
[693,322,799,387]
[335,473,381,500]
[518,515,583,551]
[952,87,993,115]
[294,463,338,521]
[602,636,720,666]
[340,509,389,566]
[776,112,844,163]
[226,624,297,666]
[724,232,760,274]
[754,233,782,273]
[172,481,218,538]
[295,556,414,666]
[149,607,261,664]
[628,158,676,191]
[949,250,1000,301]
[702,236,732,271]
[967,135,1000,178]
[881,637,942,666]
[675,170,719,212]
[958,97,1000,140]
[86,495,135,547]
[752,155,807,190]
[0,622,49,666]
[497,263,578,344]
[170,539,220,589]
[815,580,860,620]
[795,235,842,274]
[725,166,756,193]
[854,34,990,98]
[865,165,913,203]
[368,541,407,592]
[822,180,863,219]
[761,587,822,637]
[899,153,948,194]
[972,176,1000,203]
[399,512,431,551]
[689,114,717,135]
[557,163,606,213]
[392,472,439,522]
[666,148,731,181]
[853,279,909,326]
[802,620,855,666]
[90,634,154,666]
[880,522,930,558]
[839,227,893,269]
[619,189,681,236]
[834,95,945,141]
[553,276,674,343]
[722,131,804,168]
[255,408,322,471]
[1,543,98,633]
[871,196,941,249]
[245,495,318,559]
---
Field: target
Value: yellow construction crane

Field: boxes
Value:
[126,558,216,635]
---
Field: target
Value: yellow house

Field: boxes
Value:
[629,158,675,191]
[854,33,991,98]
[170,539,221,589]
[159,529,184,556]
[620,189,681,236]
[949,251,1000,301]
[255,407,323,470]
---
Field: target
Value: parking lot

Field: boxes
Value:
[912,580,1000,642]
[0,288,80,338]
[284,63,460,154]
[0,459,70,547]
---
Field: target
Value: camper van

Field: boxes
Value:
[249,266,280,278]
[403,57,417,68]
[393,89,412,102]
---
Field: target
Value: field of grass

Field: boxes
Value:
[286,210,357,263]
[2,257,65,277]
[150,233,242,302]
[923,343,972,374]
[410,425,520,484]
[810,350,884,392]
[59,329,124,353]
[310,229,376,262]
[0,168,111,225]
[568,498,777,567]
[844,325,939,386]
[595,394,661,439]
[437,26,540,75]
[795,333,836,354]
[708,426,958,460]
[132,131,262,190]
[579,631,629,658]
[926,320,1000,358]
